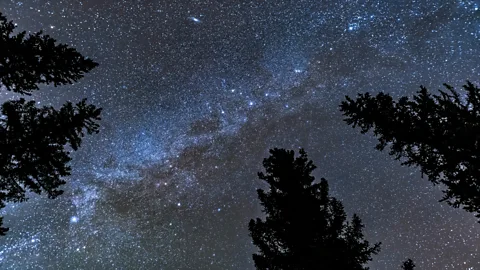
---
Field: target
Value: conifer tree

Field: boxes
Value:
[0,12,101,234]
[401,259,415,270]
[340,82,480,221]
[249,148,380,270]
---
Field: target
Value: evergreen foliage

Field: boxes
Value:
[249,148,380,270]
[0,12,101,234]
[341,82,480,221]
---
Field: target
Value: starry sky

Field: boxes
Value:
[1,0,480,269]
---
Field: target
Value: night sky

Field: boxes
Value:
[1,0,480,269]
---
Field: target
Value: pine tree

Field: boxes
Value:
[248,148,381,270]
[0,12,101,234]
[401,259,415,270]
[340,82,480,221]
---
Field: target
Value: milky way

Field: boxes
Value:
[1,1,480,269]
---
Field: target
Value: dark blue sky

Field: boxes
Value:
[1,0,480,269]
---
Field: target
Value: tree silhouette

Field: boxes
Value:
[401,259,415,270]
[0,13,98,95]
[340,82,480,221]
[249,148,381,270]
[0,12,101,234]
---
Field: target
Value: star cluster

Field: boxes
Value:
[1,0,480,269]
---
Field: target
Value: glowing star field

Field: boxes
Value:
[1,1,480,269]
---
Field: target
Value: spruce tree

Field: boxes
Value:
[340,82,480,221]
[249,148,380,270]
[0,12,101,234]
[401,259,415,270]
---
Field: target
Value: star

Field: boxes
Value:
[70,216,79,223]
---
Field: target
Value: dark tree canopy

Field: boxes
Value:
[401,259,415,270]
[0,12,101,235]
[0,13,98,95]
[249,148,381,270]
[340,82,480,221]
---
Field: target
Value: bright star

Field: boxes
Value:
[347,22,359,31]
[70,216,79,223]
